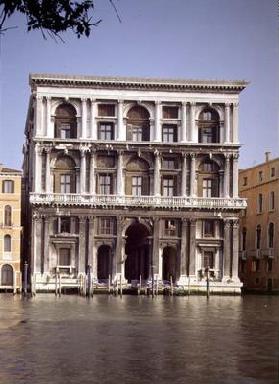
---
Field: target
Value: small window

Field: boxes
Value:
[60,217,71,233]
[99,174,112,195]
[99,217,115,235]
[268,223,274,248]
[267,259,272,272]
[242,227,247,251]
[257,193,263,213]
[258,171,263,182]
[98,104,115,117]
[162,177,175,197]
[203,251,214,269]
[164,220,176,236]
[163,106,178,119]
[132,176,142,196]
[162,158,176,169]
[252,259,260,272]
[256,225,261,249]
[60,175,71,193]
[269,191,275,211]
[202,179,213,198]
[271,167,275,178]
[4,206,12,226]
[59,248,71,266]
[98,123,114,140]
[162,125,177,143]
[4,235,11,252]
[243,177,248,186]
[204,220,214,237]
[2,180,14,193]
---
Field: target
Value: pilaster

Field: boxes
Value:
[90,98,97,140]
[224,154,231,198]
[78,217,87,273]
[116,150,124,195]
[223,219,231,280]
[232,102,239,143]
[46,96,52,137]
[117,100,125,141]
[189,102,196,142]
[181,153,188,197]
[81,98,87,139]
[177,218,188,285]
[181,102,187,143]
[190,153,196,197]
[232,153,239,198]
[189,218,196,280]
[155,101,161,142]
[224,103,231,143]
[34,144,43,193]
[154,151,161,196]
[232,219,240,281]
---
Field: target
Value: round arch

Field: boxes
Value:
[126,105,151,142]
[1,264,13,286]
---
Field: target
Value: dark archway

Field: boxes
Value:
[1,264,13,286]
[125,223,150,282]
[162,246,177,282]
[97,245,112,281]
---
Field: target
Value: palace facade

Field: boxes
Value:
[0,165,22,292]
[239,153,279,292]
[23,74,247,293]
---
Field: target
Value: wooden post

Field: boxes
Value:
[55,270,58,296]
[120,274,122,297]
[170,275,173,296]
[23,261,28,296]
[19,272,22,293]
[151,268,154,299]
[108,274,111,294]
[156,275,159,295]
[206,268,210,299]
[32,274,36,297]
[87,265,92,297]
[13,271,16,295]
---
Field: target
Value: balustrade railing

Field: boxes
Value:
[30,192,247,209]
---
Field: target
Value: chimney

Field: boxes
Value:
[265,151,271,162]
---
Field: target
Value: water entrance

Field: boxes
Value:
[125,223,150,282]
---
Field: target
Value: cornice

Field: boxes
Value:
[29,73,249,94]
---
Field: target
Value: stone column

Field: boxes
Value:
[46,96,52,137]
[181,102,187,143]
[90,98,97,140]
[33,215,42,274]
[79,217,86,273]
[89,150,96,194]
[35,95,43,136]
[45,147,51,193]
[117,100,125,141]
[181,153,187,197]
[189,102,196,142]
[43,217,49,274]
[116,217,123,278]
[155,101,161,142]
[178,218,188,285]
[158,246,163,281]
[92,243,97,280]
[190,153,196,197]
[232,102,239,143]
[189,219,196,280]
[34,144,42,193]
[154,152,161,196]
[80,147,87,194]
[81,98,87,139]
[116,151,124,195]
[232,219,240,280]
[224,103,231,143]
[223,219,231,280]
[88,217,94,269]
[224,154,230,198]
[232,154,239,198]
[152,218,160,279]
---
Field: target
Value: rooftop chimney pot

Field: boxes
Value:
[265,151,271,162]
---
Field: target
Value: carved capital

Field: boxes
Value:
[190,101,196,107]
[232,219,239,229]
[79,144,90,154]
[35,144,43,155]
[81,97,87,103]
[232,153,239,160]
[190,152,196,159]
[224,219,231,229]
[225,102,231,108]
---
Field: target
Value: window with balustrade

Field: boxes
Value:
[162,124,177,143]
[162,177,175,197]
[198,108,220,143]
[54,103,77,139]
[53,156,76,193]
[99,174,113,195]
[125,157,150,196]
[126,106,150,142]
[98,122,114,140]
[198,160,220,198]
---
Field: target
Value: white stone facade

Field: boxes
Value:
[23,74,247,293]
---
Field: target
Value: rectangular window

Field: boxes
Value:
[99,217,115,235]
[2,180,14,193]
[258,171,263,182]
[60,217,71,233]
[98,123,114,140]
[204,220,214,237]
[60,123,71,139]
[243,176,248,186]
[164,220,177,236]
[200,127,213,143]
[132,176,142,196]
[163,177,174,197]
[163,106,178,119]
[271,167,275,178]
[257,193,263,213]
[60,175,71,193]
[267,259,273,272]
[59,248,71,266]
[132,126,142,142]
[162,125,177,143]
[269,191,275,211]
[203,251,214,269]
[202,179,212,198]
[98,104,115,117]
[162,158,176,169]
[99,174,112,194]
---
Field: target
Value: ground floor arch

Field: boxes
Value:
[97,245,112,281]
[125,222,150,282]
[162,246,178,283]
[1,264,13,286]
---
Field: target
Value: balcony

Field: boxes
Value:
[30,193,247,211]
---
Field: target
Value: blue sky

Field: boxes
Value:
[0,0,278,169]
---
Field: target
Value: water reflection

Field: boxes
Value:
[0,294,278,384]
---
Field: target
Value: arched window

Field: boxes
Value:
[125,157,150,196]
[256,225,261,249]
[1,264,13,286]
[4,205,12,226]
[198,159,220,197]
[53,155,76,193]
[55,103,77,139]
[4,235,11,252]
[242,227,247,251]
[268,223,274,248]
[127,106,150,142]
[198,108,220,143]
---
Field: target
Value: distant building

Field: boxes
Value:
[23,74,247,293]
[0,165,22,292]
[239,153,279,292]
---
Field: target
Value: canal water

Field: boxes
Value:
[0,294,278,384]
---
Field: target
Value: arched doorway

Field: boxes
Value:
[125,223,150,282]
[162,247,177,283]
[97,245,112,281]
[1,264,13,286]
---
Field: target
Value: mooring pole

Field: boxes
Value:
[55,270,58,296]
[87,265,92,297]
[120,274,122,297]
[108,274,111,294]
[206,268,210,299]
[23,261,28,296]
[58,272,62,297]
[170,275,173,296]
